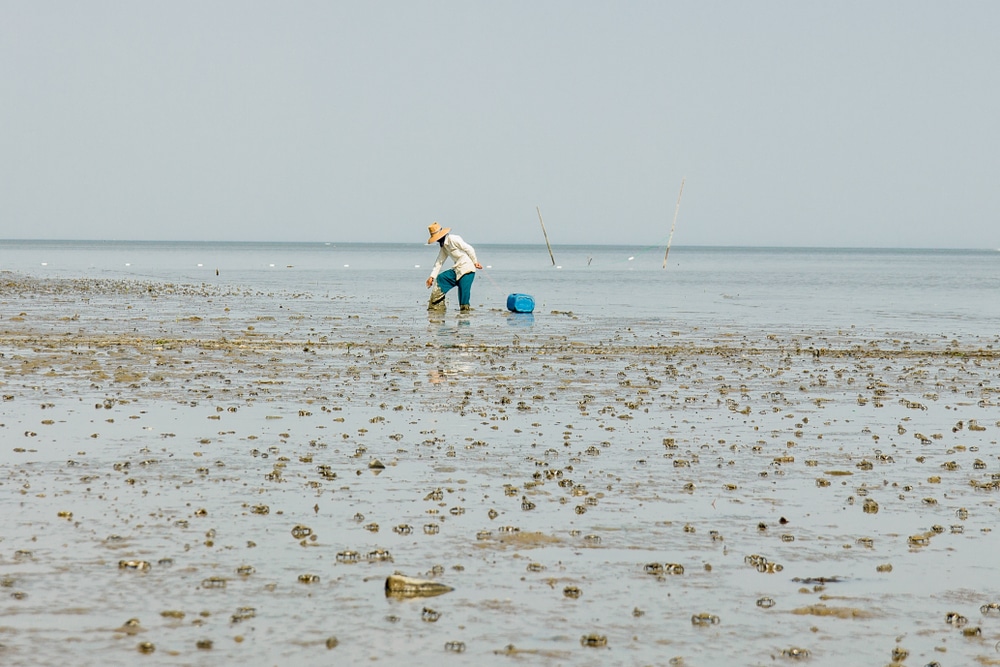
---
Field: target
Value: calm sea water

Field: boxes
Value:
[2,240,999,340]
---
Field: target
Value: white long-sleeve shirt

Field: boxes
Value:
[429,234,479,280]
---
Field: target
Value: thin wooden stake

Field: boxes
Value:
[537,206,555,266]
[662,177,686,269]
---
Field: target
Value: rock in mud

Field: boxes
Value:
[384,573,454,599]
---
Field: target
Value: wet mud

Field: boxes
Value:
[2,275,1000,665]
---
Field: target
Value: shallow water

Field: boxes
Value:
[2,244,1000,665]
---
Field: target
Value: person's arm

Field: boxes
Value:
[426,246,448,288]
[452,236,482,269]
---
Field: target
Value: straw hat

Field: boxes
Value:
[426,222,451,244]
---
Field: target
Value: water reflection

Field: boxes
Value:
[428,312,473,340]
[506,313,535,327]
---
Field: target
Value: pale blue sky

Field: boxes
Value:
[2,1,997,248]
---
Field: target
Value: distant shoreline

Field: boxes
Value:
[1,239,996,253]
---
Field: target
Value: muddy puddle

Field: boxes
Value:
[2,274,1000,666]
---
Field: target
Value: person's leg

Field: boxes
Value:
[429,270,456,311]
[427,284,447,310]
[456,272,475,307]
[436,269,458,294]
[429,270,457,311]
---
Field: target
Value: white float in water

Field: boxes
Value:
[197,263,203,267]
[628,257,634,261]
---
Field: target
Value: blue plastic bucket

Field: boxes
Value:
[506,293,535,313]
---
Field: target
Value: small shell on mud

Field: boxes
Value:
[580,634,607,647]
[782,647,810,659]
[291,524,312,539]
[945,611,968,626]
[119,560,150,571]
[980,602,1000,615]
[691,613,720,625]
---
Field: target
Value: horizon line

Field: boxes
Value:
[1,238,997,253]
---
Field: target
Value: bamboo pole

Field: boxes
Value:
[536,206,555,266]
[662,178,686,269]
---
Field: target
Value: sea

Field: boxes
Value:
[1,240,1000,666]
[2,240,998,339]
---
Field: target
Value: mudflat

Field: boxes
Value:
[2,275,1000,666]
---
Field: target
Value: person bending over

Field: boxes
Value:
[425,222,482,312]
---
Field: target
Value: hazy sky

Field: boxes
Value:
[2,2,998,248]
